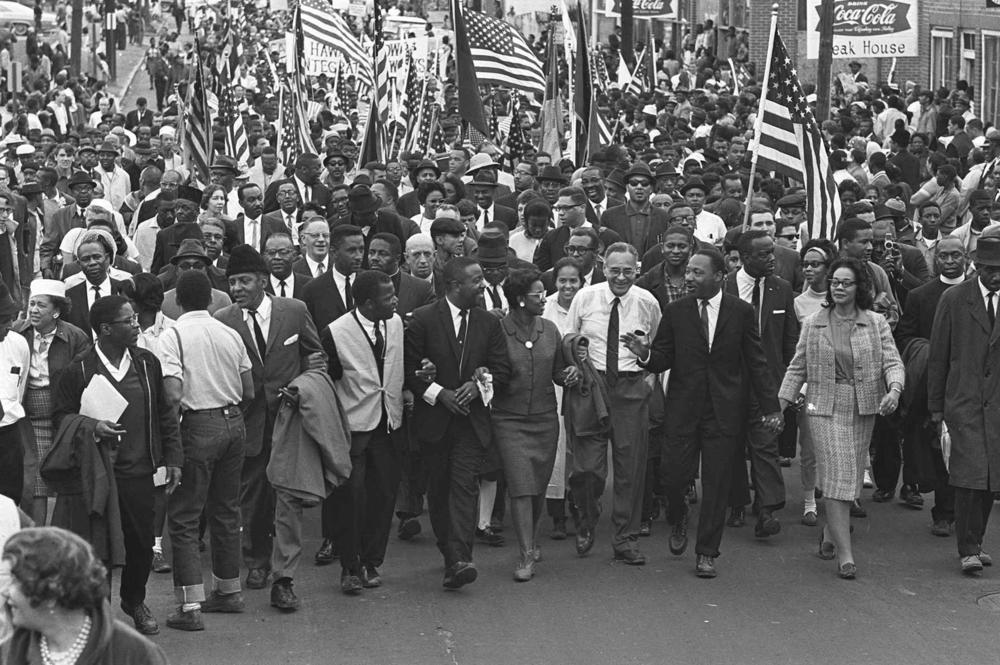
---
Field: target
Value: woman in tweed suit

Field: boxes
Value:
[779,258,905,579]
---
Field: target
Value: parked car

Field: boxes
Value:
[0,0,57,35]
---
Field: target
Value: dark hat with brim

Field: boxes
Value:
[624,162,654,183]
[430,216,465,236]
[537,165,568,184]
[67,171,97,189]
[170,238,210,265]
[226,244,269,276]
[679,176,708,195]
[974,236,1000,267]
[474,228,508,263]
[348,184,381,213]
[210,155,240,173]
[19,182,43,196]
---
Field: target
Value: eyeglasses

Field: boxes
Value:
[0,207,11,214]
[109,314,139,326]
[606,268,636,278]
[670,215,696,223]
[628,180,652,188]
[303,232,330,239]
[777,233,798,240]
[829,279,856,288]
[564,245,594,255]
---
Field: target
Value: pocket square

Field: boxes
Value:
[283,334,299,346]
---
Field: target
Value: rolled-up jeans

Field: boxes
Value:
[168,407,246,604]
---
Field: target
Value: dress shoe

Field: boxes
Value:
[754,511,781,538]
[726,507,746,528]
[872,489,895,503]
[638,520,651,537]
[397,518,421,541]
[837,562,857,579]
[513,556,535,582]
[962,555,984,574]
[362,565,382,588]
[166,607,204,632]
[314,539,337,565]
[270,578,300,612]
[200,590,245,613]
[931,519,953,537]
[613,548,646,565]
[686,482,699,505]
[979,551,993,567]
[668,513,688,556]
[152,550,171,573]
[489,519,504,533]
[550,518,567,540]
[245,568,269,590]
[121,602,159,635]
[443,561,478,589]
[801,511,818,527]
[341,573,364,595]
[899,485,924,509]
[575,526,595,556]
[475,526,504,547]
[850,499,867,518]
[695,555,717,578]
[779,457,792,467]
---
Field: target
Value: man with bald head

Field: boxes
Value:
[405,233,434,281]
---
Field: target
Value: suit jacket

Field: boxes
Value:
[599,203,671,258]
[894,242,931,306]
[723,273,800,386]
[151,222,204,275]
[40,204,86,274]
[585,195,624,226]
[532,225,621,272]
[895,277,956,349]
[63,279,126,334]
[774,244,804,293]
[643,293,779,437]
[214,296,323,457]
[479,204,518,230]
[890,150,922,191]
[291,256,322,279]
[265,272,312,300]
[301,270,349,329]
[395,190,420,219]
[263,178,332,215]
[124,108,154,130]
[403,299,511,446]
[230,214,288,252]
[262,210,298,237]
[394,271,436,317]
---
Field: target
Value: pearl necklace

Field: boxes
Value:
[40,615,92,665]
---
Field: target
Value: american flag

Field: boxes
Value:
[183,43,213,185]
[399,52,423,150]
[752,29,841,240]
[300,0,373,89]
[463,8,545,96]
[278,8,318,165]
[216,59,251,170]
[624,31,655,97]
[362,0,389,164]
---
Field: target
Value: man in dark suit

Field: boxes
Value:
[889,129,922,192]
[624,248,783,578]
[540,227,607,294]
[367,232,434,316]
[928,235,1000,575]
[262,153,332,215]
[39,171,94,278]
[533,187,620,272]
[468,172,517,233]
[494,161,536,209]
[125,97,155,131]
[723,230,798,534]
[395,160,441,219]
[263,232,312,300]
[579,166,623,226]
[63,232,126,332]
[872,212,930,308]
[233,183,287,252]
[404,256,511,588]
[214,245,324,590]
[262,180,301,245]
[333,186,406,266]
[151,199,204,275]
[600,163,670,259]
[896,236,966,533]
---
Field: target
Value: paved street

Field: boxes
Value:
[123,462,1000,665]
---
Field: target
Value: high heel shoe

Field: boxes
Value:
[818,532,836,560]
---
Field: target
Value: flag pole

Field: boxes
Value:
[742,3,779,231]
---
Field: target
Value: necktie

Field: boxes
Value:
[248,219,259,248]
[751,276,762,332]
[456,309,468,352]
[279,280,287,298]
[700,299,711,349]
[248,309,267,359]
[489,285,502,309]
[316,261,325,277]
[482,209,490,227]
[989,292,997,328]
[286,213,294,231]
[344,274,353,309]
[373,321,385,366]
[594,203,602,219]
[91,284,101,301]
[606,297,620,385]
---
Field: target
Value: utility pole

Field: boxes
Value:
[621,0,633,66]
[815,0,834,122]
[70,0,82,76]
[105,0,117,79]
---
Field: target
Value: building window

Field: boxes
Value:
[983,32,1000,127]
[960,32,976,86]
[930,29,954,90]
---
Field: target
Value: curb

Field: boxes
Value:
[111,52,147,103]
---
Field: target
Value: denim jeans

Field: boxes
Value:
[168,409,245,604]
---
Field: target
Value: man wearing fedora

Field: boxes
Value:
[600,163,671,260]
[151,199,207,275]
[215,245,325,593]
[536,166,567,207]
[395,160,442,219]
[62,232,127,334]
[95,141,131,211]
[160,239,233,318]
[40,171,97,279]
[461,153,513,199]
[469,171,517,234]
[929,235,1000,575]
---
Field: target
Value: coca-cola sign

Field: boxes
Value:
[823,0,911,36]
[602,0,675,18]
[806,0,919,59]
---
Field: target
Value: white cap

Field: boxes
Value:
[159,126,176,137]
[15,144,35,156]
[642,104,658,116]
[29,279,66,300]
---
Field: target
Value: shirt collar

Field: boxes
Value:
[703,289,723,307]
[95,344,131,373]
[245,293,272,317]
[940,275,964,285]
[270,273,294,289]
[356,309,379,331]
[979,277,996,299]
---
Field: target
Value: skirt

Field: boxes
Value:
[24,387,55,498]
[802,383,876,502]
[493,408,559,498]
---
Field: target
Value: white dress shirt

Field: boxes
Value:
[27,328,56,389]
[270,273,297,298]
[331,269,353,308]
[280,210,300,245]
[294,176,312,204]
[355,309,384,346]
[422,297,469,406]
[243,294,273,356]
[85,276,114,309]
[979,278,999,319]
[0,334,30,426]
[701,289,723,350]
[243,215,262,249]
[95,344,132,382]
[305,255,328,278]
[476,203,495,232]
[484,282,508,312]
[566,283,662,372]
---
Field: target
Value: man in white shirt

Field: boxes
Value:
[0,282,29,503]
[94,141,131,211]
[297,219,331,278]
[682,178,727,245]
